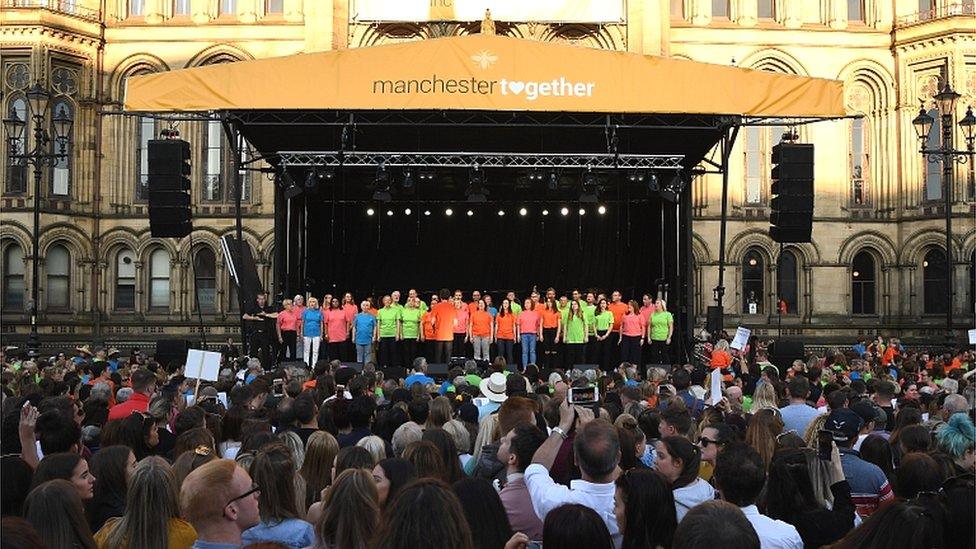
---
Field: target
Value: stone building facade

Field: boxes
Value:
[1,0,974,350]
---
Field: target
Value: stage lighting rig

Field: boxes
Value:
[281,170,303,199]
[466,166,488,203]
[417,169,436,182]
[627,170,646,183]
[401,170,415,190]
[373,164,392,202]
[547,172,559,191]
[579,168,599,204]
[660,174,685,203]
[647,173,660,193]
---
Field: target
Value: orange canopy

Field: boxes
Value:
[124,34,845,117]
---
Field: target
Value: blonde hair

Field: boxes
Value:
[471,414,499,462]
[356,435,387,465]
[106,457,181,549]
[802,413,830,449]
[307,297,319,308]
[752,382,779,412]
[443,420,472,455]
[300,431,340,508]
[277,430,306,470]
[392,422,423,457]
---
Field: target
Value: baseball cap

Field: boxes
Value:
[850,400,885,427]
[824,409,863,442]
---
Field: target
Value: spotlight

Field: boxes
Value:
[519,207,528,216]
[445,208,453,216]
[366,207,375,216]
[401,170,415,191]
[582,169,598,188]
[404,208,412,215]
[466,168,488,203]
[597,205,607,215]
[647,173,660,193]
[627,170,646,183]
[579,168,599,203]
[660,174,685,204]
[467,209,474,217]
[497,209,505,216]
[373,165,392,202]
[542,209,549,216]
[424,210,431,216]
[303,170,319,194]
[418,169,436,182]
[547,172,559,191]
[282,171,302,199]
[528,170,544,182]
[579,208,586,216]
[320,168,336,181]
[386,210,394,216]
[560,207,569,216]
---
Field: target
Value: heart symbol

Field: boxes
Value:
[508,81,525,95]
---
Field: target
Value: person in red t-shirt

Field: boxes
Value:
[430,289,457,363]
[324,297,351,362]
[453,297,470,358]
[607,290,629,366]
[469,300,493,361]
[276,299,300,361]
[494,298,517,365]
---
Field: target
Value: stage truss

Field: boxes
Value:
[276,151,685,170]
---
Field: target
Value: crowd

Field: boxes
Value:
[0,288,974,549]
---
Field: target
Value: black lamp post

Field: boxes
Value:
[911,83,976,345]
[3,83,74,359]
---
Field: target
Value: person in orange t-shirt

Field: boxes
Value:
[494,298,517,365]
[540,298,563,370]
[607,290,629,366]
[469,300,493,361]
[709,339,734,382]
[422,294,439,361]
[430,290,456,363]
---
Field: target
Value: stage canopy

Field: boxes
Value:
[124,34,845,117]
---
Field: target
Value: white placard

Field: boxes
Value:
[185,349,222,382]
[969,328,976,345]
[709,368,723,406]
[730,326,751,351]
[351,0,625,23]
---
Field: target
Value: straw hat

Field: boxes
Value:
[107,347,121,357]
[479,372,508,403]
[75,345,92,356]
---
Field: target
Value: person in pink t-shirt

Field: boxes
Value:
[277,299,300,361]
[618,300,645,367]
[324,297,350,362]
[341,292,358,322]
[517,299,542,366]
[452,298,470,358]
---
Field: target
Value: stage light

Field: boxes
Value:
[547,172,559,191]
[366,208,375,216]
[597,205,607,215]
[466,168,488,203]
[579,168,599,203]
[560,207,569,216]
[418,169,436,182]
[627,170,646,183]
[424,210,431,216]
[528,170,544,182]
[386,210,394,217]
[445,208,453,216]
[319,168,335,182]
[542,209,549,216]
[283,172,303,200]
[497,209,505,216]
[519,207,528,216]
[373,165,392,202]
[467,209,474,217]
[660,174,684,204]
[404,208,412,215]
[647,173,660,193]
[579,208,586,216]
[402,170,415,190]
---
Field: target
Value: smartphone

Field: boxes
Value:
[568,386,599,405]
[272,378,285,398]
[817,429,833,461]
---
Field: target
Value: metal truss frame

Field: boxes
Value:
[277,151,685,169]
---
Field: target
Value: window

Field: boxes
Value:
[129,0,145,16]
[745,127,762,204]
[851,251,876,314]
[742,248,764,314]
[924,110,942,201]
[712,0,729,18]
[173,0,190,15]
[670,0,684,18]
[848,0,864,22]
[219,0,236,15]
[148,249,170,311]
[136,116,154,201]
[266,0,284,13]
[2,243,25,311]
[757,0,775,19]
[194,248,217,312]
[777,250,798,315]
[50,100,72,197]
[850,118,869,206]
[922,248,947,314]
[5,97,28,194]
[45,245,70,310]
[226,243,252,312]
[115,248,136,310]
[204,120,224,202]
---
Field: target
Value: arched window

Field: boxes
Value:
[203,120,224,202]
[924,109,942,201]
[194,248,217,312]
[923,248,947,314]
[5,96,28,194]
[148,248,170,311]
[742,248,764,314]
[744,125,785,205]
[850,117,869,206]
[851,250,876,315]
[136,116,155,200]
[2,243,25,310]
[777,250,798,315]
[46,244,70,310]
[50,100,72,197]
[115,248,136,310]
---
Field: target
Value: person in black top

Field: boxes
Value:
[220,337,239,361]
[242,292,278,370]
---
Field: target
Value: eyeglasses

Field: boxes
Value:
[226,483,261,507]
[698,436,723,447]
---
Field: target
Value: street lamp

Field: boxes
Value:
[2,82,73,359]
[911,82,976,345]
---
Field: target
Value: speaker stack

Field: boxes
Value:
[769,143,814,244]
[147,139,192,238]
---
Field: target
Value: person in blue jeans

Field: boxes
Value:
[352,301,377,364]
[518,299,541,367]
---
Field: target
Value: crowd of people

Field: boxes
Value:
[240,288,674,373]
[0,287,974,549]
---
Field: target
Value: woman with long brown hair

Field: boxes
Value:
[314,468,380,549]
[94,456,196,549]
[402,440,448,483]
[300,431,340,510]
[540,297,563,370]
[243,442,314,549]
[745,408,785,470]
[373,478,474,549]
[24,479,96,549]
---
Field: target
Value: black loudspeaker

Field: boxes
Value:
[155,338,192,368]
[427,363,450,379]
[148,139,192,238]
[768,340,805,375]
[221,235,262,311]
[340,362,364,372]
[706,306,724,335]
[769,143,814,243]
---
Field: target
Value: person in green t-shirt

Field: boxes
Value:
[563,300,588,367]
[648,298,674,365]
[390,290,405,314]
[408,288,428,314]
[591,298,614,371]
[507,291,522,315]
[399,297,423,366]
[376,295,401,368]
